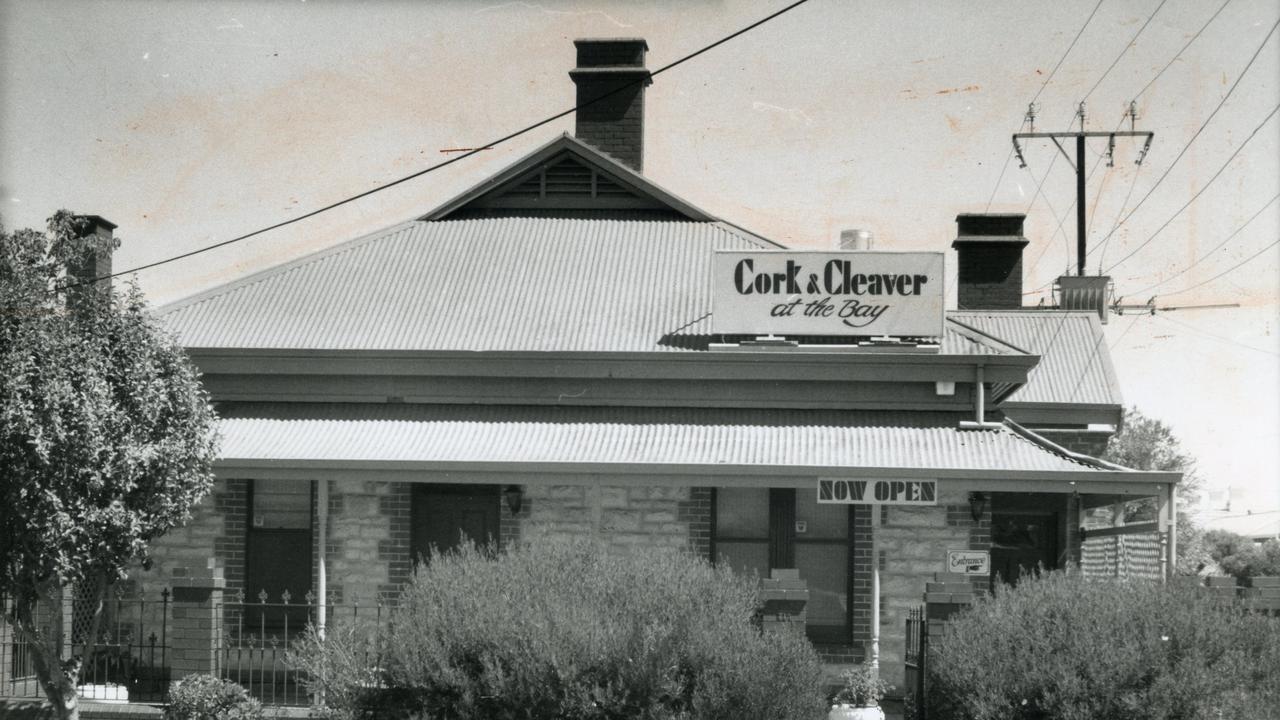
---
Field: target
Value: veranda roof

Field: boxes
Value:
[214,404,1175,492]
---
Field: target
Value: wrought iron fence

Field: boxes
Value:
[1,586,171,703]
[216,588,388,707]
[903,605,927,720]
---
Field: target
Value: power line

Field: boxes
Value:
[1156,236,1280,299]
[1090,0,1234,266]
[1126,191,1280,296]
[1089,16,1280,258]
[989,0,1105,210]
[58,0,815,291]
[1131,0,1233,101]
[1103,103,1280,274]
[1155,311,1280,357]
[1032,0,1107,106]
[1081,0,1168,102]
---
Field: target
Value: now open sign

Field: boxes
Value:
[816,479,937,505]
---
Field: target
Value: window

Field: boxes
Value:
[713,488,850,643]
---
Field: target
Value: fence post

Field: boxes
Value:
[168,567,225,682]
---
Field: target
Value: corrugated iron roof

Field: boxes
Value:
[950,311,1123,406]
[161,217,1008,356]
[216,403,1112,474]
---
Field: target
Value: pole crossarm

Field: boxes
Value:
[1012,127,1155,275]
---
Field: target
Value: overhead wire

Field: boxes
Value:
[1088,16,1280,260]
[1125,192,1280,297]
[57,0,815,291]
[1091,0,1234,266]
[1102,103,1280,274]
[1155,236,1280,298]
[1155,311,1280,357]
[987,0,1105,211]
[1026,11,1278,295]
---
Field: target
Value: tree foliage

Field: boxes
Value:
[1,212,219,719]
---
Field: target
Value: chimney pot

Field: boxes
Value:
[839,229,873,251]
[66,215,117,302]
[570,38,651,173]
[951,213,1028,310]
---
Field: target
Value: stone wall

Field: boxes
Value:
[320,479,409,604]
[134,478,245,601]
[515,484,711,557]
[870,487,990,689]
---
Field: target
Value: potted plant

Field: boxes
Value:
[828,663,892,720]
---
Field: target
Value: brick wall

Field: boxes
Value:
[955,243,1025,310]
[514,484,710,556]
[136,478,245,600]
[870,487,984,689]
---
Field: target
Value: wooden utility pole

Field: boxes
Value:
[1013,102,1154,276]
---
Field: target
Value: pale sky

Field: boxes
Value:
[2,0,1277,513]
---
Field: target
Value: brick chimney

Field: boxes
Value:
[951,214,1029,310]
[65,215,117,307]
[569,38,651,173]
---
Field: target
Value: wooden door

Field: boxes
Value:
[410,484,500,565]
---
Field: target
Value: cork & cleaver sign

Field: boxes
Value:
[712,251,945,337]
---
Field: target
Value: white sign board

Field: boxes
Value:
[712,251,945,337]
[947,550,991,575]
[817,479,938,506]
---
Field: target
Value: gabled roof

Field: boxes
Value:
[420,133,724,222]
[950,310,1123,408]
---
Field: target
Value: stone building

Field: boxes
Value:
[127,38,1177,688]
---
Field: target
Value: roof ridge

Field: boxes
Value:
[944,316,1031,355]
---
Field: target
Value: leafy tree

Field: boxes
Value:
[1207,532,1280,580]
[1101,407,1206,574]
[1,212,219,720]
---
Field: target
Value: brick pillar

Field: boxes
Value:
[757,569,808,639]
[923,572,976,647]
[168,568,225,680]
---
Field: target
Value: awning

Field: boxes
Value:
[214,404,1176,493]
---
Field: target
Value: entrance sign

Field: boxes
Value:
[817,479,937,506]
[948,550,991,575]
[712,251,945,337]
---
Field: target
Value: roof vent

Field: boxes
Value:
[839,228,873,250]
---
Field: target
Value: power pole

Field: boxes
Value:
[1013,102,1154,276]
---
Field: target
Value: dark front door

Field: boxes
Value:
[990,510,1059,585]
[244,479,313,632]
[410,484,500,565]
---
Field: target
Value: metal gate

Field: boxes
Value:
[903,605,927,719]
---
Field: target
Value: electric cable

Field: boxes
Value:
[1155,236,1280,299]
[1126,191,1279,297]
[57,0,815,291]
[1155,311,1280,357]
[987,0,1105,210]
[1103,103,1279,274]
[1081,0,1168,102]
[1089,17,1279,259]
[1090,0,1234,266]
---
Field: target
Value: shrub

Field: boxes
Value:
[165,674,264,720]
[927,569,1280,720]
[290,537,824,720]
